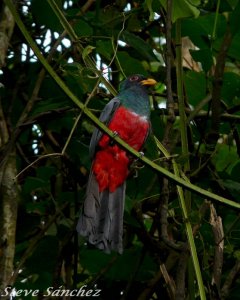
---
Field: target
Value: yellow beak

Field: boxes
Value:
[141,78,157,86]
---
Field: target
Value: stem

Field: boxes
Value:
[173,160,206,300]
[175,19,192,211]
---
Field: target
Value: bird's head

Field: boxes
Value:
[119,74,156,91]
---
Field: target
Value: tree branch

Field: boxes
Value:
[207,25,233,145]
[221,260,240,299]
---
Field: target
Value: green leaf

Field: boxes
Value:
[190,49,213,72]
[109,248,158,281]
[80,247,157,281]
[63,62,97,94]
[23,177,47,194]
[57,191,76,205]
[31,0,63,32]
[221,72,240,105]
[145,0,155,21]
[220,179,240,199]
[211,144,238,172]
[96,40,114,61]
[159,0,200,22]
[117,52,147,76]
[82,45,95,60]
[74,19,93,37]
[31,98,70,116]
[80,248,115,274]
[182,14,227,48]
[25,236,59,284]
[26,236,59,273]
[30,76,71,116]
[184,71,207,106]
[122,31,158,61]
[230,0,240,35]
[230,160,240,182]
[16,208,41,243]
[182,19,210,49]
[36,166,56,181]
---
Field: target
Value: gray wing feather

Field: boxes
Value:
[89,97,121,158]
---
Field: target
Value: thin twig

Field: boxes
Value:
[15,152,62,179]
[209,203,224,293]
[109,13,126,77]
[160,263,176,299]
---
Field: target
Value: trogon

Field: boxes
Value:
[77,74,156,253]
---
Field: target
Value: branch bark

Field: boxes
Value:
[207,25,233,146]
[0,3,17,293]
[221,260,240,299]
[209,203,224,294]
[0,150,19,292]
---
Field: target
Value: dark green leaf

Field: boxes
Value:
[211,144,238,172]
[25,236,59,273]
[219,179,240,199]
[184,71,207,106]
[190,49,213,72]
[80,247,157,281]
[117,52,147,76]
[122,31,157,61]
[230,0,240,35]
[96,40,114,61]
[31,0,63,32]
[36,166,56,181]
[230,160,240,182]
[23,177,48,194]
[159,0,200,22]
[74,19,93,37]
[221,72,240,105]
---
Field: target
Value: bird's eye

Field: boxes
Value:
[129,75,139,82]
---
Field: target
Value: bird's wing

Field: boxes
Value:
[89,97,121,158]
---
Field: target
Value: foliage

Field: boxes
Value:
[1,0,240,299]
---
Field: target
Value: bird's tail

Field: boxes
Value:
[76,171,126,254]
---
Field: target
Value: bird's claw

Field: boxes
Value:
[130,151,145,174]
[133,169,139,178]
[134,151,144,162]
[109,131,119,146]
[113,131,119,137]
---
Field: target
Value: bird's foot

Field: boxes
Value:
[112,131,119,137]
[130,152,145,177]
[109,131,119,146]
